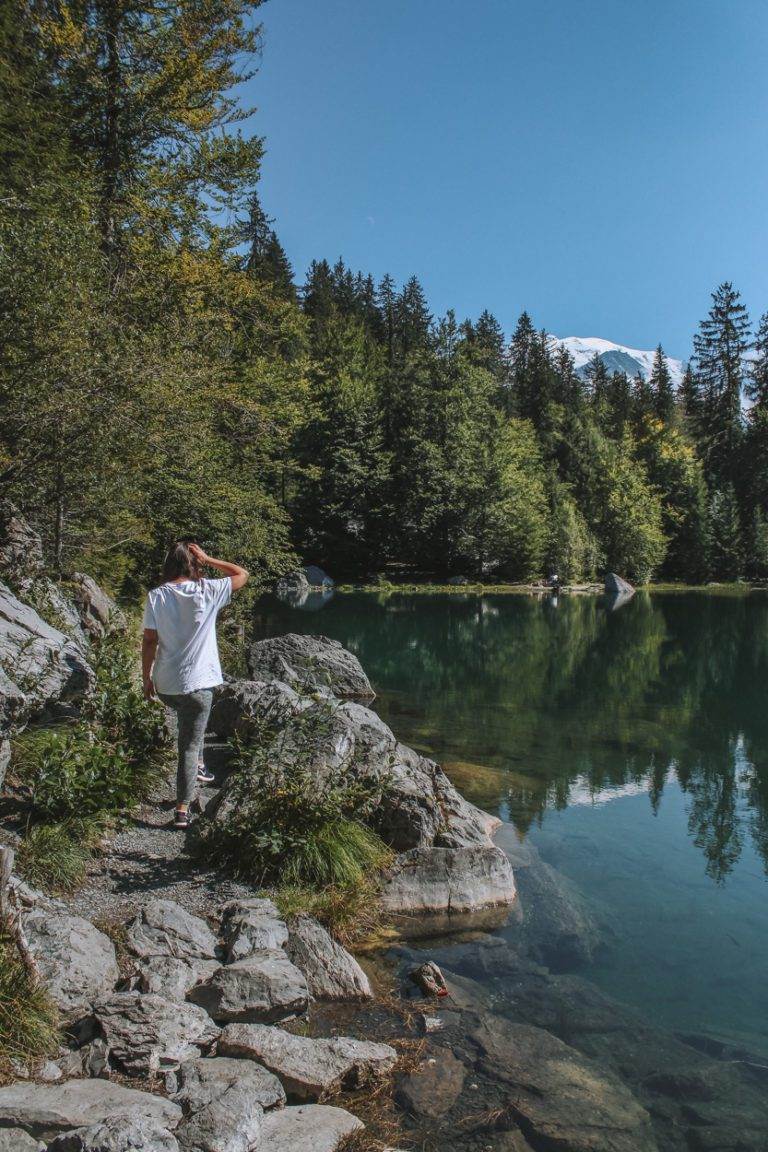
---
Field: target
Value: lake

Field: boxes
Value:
[252,588,768,1059]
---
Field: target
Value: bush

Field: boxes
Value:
[0,934,60,1082]
[202,700,393,889]
[83,632,169,765]
[17,819,103,894]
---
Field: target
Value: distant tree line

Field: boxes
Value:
[1,2,767,588]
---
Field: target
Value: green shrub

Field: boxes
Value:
[0,934,60,1082]
[201,701,393,889]
[83,632,169,765]
[17,819,103,894]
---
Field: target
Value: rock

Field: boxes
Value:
[410,961,449,998]
[447,575,469,586]
[604,572,635,595]
[0,501,44,583]
[68,573,125,640]
[208,679,307,742]
[285,916,372,1002]
[125,900,218,961]
[396,1048,466,1119]
[0,1130,45,1152]
[187,951,309,1023]
[303,566,334,588]
[173,1057,284,1152]
[257,1103,363,1151]
[22,908,119,1019]
[381,845,516,918]
[47,1116,179,1152]
[133,956,221,1001]
[0,1080,182,1143]
[218,1023,396,1101]
[276,570,310,596]
[220,899,289,962]
[90,993,219,1075]
[246,634,373,698]
[472,1016,657,1152]
[0,580,93,722]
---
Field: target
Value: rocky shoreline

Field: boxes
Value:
[2,506,768,1151]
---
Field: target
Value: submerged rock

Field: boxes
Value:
[0,1080,182,1143]
[188,951,309,1023]
[285,915,372,1002]
[125,899,218,961]
[396,1047,467,1119]
[257,1102,363,1151]
[247,634,373,698]
[23,908,119,1019]
[218,1022,396,1101]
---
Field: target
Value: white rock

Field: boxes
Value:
[0,1080,182,1143]
[23,909,119,1019]
[257,1103,363,1152]
[218,1023,396,1101]
[219,900,288,962]
[0,1129,45,1152]
[125,900,218,961]
[47,1116,179,1152]
[188,951,308,1023]
[173,1057,284,1152]
[134,956,221,1002]
[380,845,516,916]
[285,916,372,1002]
[92,992,219,1075]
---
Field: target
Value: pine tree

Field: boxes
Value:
[395,276,432,355]
[507,311,536,415]
[692,282,750,481]
[747,312,768,410]
[650,344,675,422]
[708,483,745,580]
[747,508,768,580]
[242,193,294,297]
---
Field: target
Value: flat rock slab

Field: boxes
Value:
[92,992,219,1075]
[0,1130,45,1152]
[188,950,308,1023]
[285,915,372,1002]
[473,1017,657,1152]
[23,909,119,1018]
[0,1080,182,1143]
[47,1116,179,1151]
[134,956,222,1002]
[125,899,218,961]
[396,1048,467,1119]
[257,1103,363,1152]
[173,1057,284,1152]
[247,634,374,698]
[381,845,516,916]
[218,1023,396,1100]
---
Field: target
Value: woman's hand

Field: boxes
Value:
[143,677,156,701]
[188,543,209,565]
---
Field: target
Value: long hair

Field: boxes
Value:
[161,540,202,584]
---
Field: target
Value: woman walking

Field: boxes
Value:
[141,541,249,828]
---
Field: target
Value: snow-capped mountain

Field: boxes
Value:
[548,335,686,387]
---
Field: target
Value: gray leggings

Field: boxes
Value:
[158,689,214,806]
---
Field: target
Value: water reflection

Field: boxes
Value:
[275,585,335,611]
[252,590,768,884]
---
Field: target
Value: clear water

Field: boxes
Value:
[251,589,768,1057]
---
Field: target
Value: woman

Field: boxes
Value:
[141,540,249,828]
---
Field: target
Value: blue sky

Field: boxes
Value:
[244,0,768,359]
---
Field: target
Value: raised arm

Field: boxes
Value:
[188,544,249,591]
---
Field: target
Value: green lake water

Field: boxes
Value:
[252,589,768,1058]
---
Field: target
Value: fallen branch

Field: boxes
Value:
[0,846,41,986]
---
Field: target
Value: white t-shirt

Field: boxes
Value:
[142,577,232,694]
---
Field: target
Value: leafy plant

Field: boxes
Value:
[201,699,393,889]
[0,934,60,1083]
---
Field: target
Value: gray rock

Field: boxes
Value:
[22,908,119,1018]
[285,915,372,1002]
[257,1103,363,1151]
[208,679,307,742]
[47,1116,179,1152]
[396,1048,466,1118]
[220,899,289,962]
[187,951,309,1023]
[125,900,218,961]
[0,501,44,583]
[68,573,125,640]
[303,566,333,588]
[0,1080,181,1143]
[472,1016,657,1152]
[0,1129,44,1152]
[133,956,222,1001]
[380,845,516,918]
[0,580,93,724]
[173,1057,284,1152]
[447,575,469,586]
[247,634,373,698]
[276,570,310,596]
[218,1023,396,1100]
[604,572,635,595]
[91,992,219,1075]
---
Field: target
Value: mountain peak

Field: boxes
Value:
[548,335,685,386]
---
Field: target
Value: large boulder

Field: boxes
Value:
[247,634,373,698]
[285,915,372,1002]
[472,1016,657,1152]
[187,951,309,1024]
[219,898,289,962]
[132,956,222,1002]
[257,1103,363,1152]
[0,1080,182,1143]
[604,572,635,596]
[90,992,219,1075]
[218,1023,396,1101]
[208,679,307,742]
[23,908,119,1019]
[173,1057,284,1152]
[47,1117,179,1152]
[303,566,334,588]
[0,501,44,585]
[125,899,218,961]
[68,573,124,640]
[276,570,310,596]
[380,845,516,919]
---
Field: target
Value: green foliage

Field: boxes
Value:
[0,934,60,1081]
[17,819,103,894]
[273,878,384,948]
[202,702,393,889]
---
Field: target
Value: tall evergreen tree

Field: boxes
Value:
[747,312,768,410]
[708,483,745,580]
[692,282,750,481]
[650,344,675,422]
[242,193,294,297]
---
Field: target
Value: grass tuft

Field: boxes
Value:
[274,875,387,948]
[0,934,60,1083]
[17,819,104,894]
